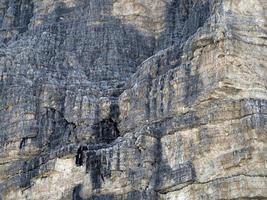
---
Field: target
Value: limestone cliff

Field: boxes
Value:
[0,0,266,199]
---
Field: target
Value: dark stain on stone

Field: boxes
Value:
[155,160,196,192]
[86,151,102,190]
[72,184,83,200]
[75,146,88,166]
[109,104,120,121]
[183,64,203,105]
[93,118,120,144]
[92,103,121,144]
[19,138,27,149]
[159,0,210,49]
[0,0,34,42]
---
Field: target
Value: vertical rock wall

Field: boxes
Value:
[0,0,266,199]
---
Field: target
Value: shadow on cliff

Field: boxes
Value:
[157,0,210,50]
[0,0,210,198]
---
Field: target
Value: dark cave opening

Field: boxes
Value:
[75,146,88,166]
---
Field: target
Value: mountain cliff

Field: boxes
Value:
[0,0,266,199]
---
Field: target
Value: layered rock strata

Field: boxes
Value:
[0,0,266,199]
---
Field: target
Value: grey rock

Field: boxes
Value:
[0,0,266,200]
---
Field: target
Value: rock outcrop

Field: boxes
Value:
[0,0,266,199]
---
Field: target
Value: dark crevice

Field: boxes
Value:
[93,118,120,144]
[74,103,121,192]
[19,138,27,149]
[72,184,83,200]
[75,146,88,166]
[86,151,102,190]
[92,103,120,144]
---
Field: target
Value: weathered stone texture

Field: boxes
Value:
[0,0,266,199]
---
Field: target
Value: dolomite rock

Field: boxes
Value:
[0,0,266,200]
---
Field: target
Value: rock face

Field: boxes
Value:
[0,0,266,199]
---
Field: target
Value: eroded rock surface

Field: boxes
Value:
[0,0,266,199]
